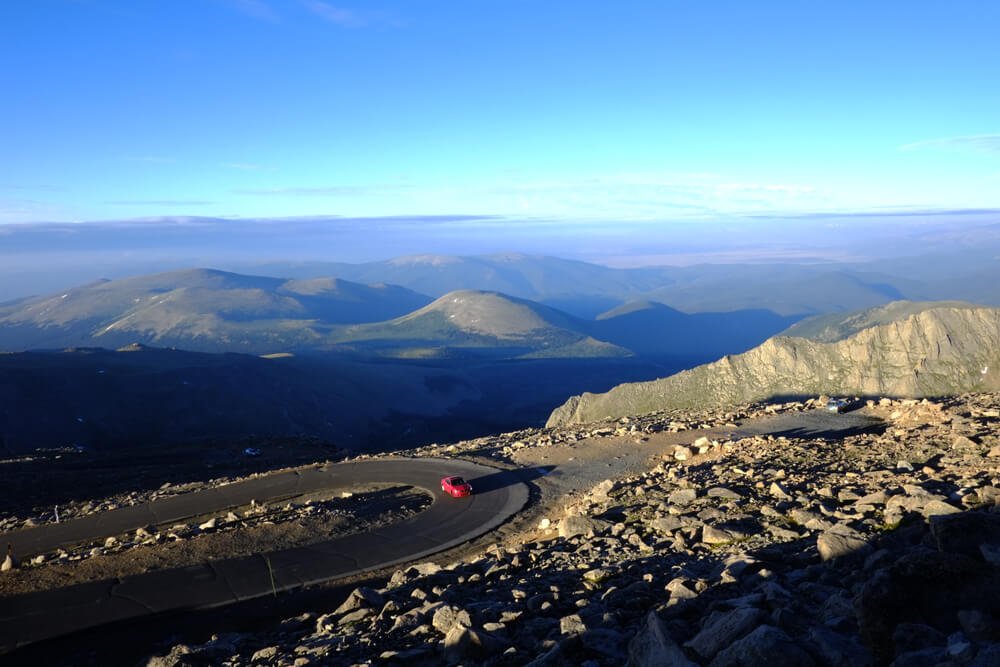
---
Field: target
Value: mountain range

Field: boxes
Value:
[0,267,798,362]
[0,269,431,354]
[547,301,1000,426]
[240,253,934,318]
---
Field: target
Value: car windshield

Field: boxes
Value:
[450,477,466,485]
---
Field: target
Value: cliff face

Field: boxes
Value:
[547,305,1000,426]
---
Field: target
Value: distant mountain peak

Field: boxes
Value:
[388,254,464,267]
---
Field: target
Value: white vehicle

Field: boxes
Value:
[825,398,848,413]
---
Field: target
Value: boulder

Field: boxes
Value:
[559,516,610,539]
[856,551,1000,663]
[817,525,870,561]
[333,587,385,616]
[708,625,815,667]
[930,511,1000,562]
[685,607,765,660]
[668,489,698,506]
[443,626,506,662]
[626,611,696,667]
[432,605,472,636]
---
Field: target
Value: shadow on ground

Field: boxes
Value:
[468,466,556,494]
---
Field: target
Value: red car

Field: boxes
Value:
[441,475,473,498]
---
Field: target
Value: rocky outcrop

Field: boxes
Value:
[548,305,1000,426]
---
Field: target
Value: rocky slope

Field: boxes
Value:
[548,304,1000,427]
[780,300,981,343]
[131,393,1000,667]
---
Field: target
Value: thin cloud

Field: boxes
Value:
[900,134,1000,154]
[123,156,175,164]
[745,207,1000,220]
[0,184,65,192]
[104,200,214,206]
[223,0,280,22]
[223,162,267,171]
[233,185,400,196]
[301,1,398,28]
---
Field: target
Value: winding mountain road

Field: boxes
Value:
[0,458,530,653]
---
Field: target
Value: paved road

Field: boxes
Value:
[0,458,529,653]
[731,408,884,441]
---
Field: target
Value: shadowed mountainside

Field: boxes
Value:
[548,303,1000,426]
[0,346,678,456]
[589,300,800,364]
[0,346,479,454]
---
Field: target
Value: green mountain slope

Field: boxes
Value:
[0,269,432,353]
[331,290,630,359]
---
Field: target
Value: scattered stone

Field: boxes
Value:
[431,604,471,636]
[627,612,696,666]
[559,516,610,539]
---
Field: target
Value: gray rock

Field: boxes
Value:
[808,626,873,667]
[581,628,627,660]
[559,614,586,635]
[1,554,15,572]
[432,605,472,636]
[250,646,278,662]
[443,625,505,662]
[685,607,765,660]
[891,623,945,654]
[769,482,792,500]
[333,586,385,615]
[971,643,1000,666]
[669,488,698,506]
[144,645,193,667]
[666,577,698,604]
[706,487,742,501]
[701,525,739,545]
[337,607,372,626]
[559,516,611,538]
[919,500,961,518]
[651,515,685,534]
[856,490,888,506]
[890,647,949,667]
[709,625,816,667]
[958,609,1000,642]
[817,525,870,561]
[626,611,696,667]
[930,511,1000,562]
[857,551,1000,664]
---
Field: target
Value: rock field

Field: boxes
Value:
[128,393,1000,666]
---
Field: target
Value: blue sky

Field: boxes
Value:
[2,0,999,224]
